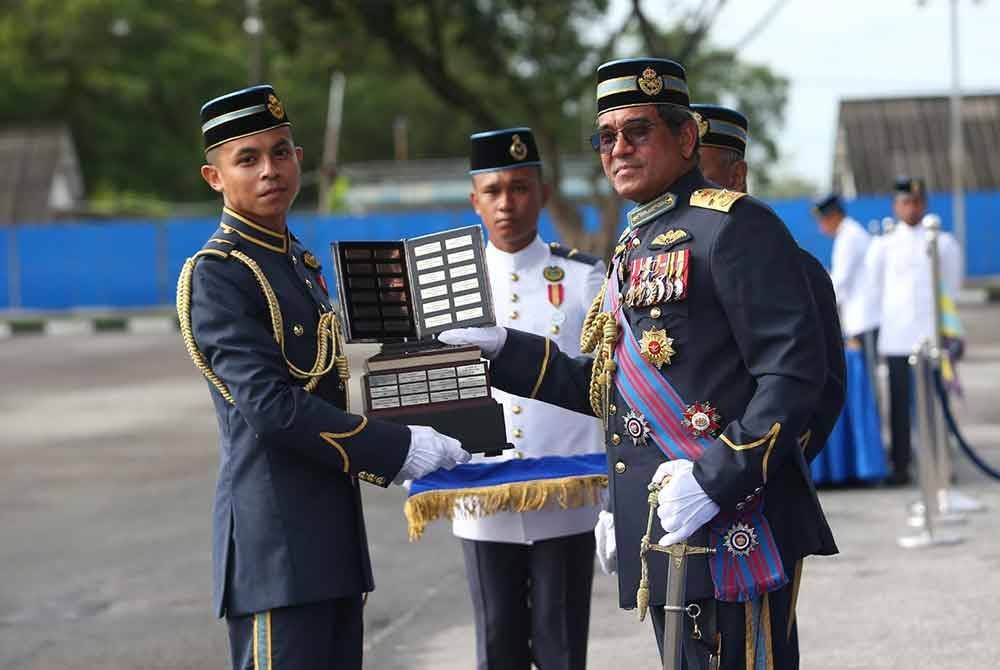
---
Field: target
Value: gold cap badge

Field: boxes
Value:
[267,94,285,120]
[638,67,663,96]
[692,111,709,139]
[639,327,675,369]
[509,134,528,161]
[303,251,320,270]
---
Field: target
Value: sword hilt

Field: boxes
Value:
[636,477,715,622]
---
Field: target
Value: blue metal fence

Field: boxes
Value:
[3,191,997,310]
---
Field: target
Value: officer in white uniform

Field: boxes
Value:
[813,194,881,348]
[457,127,606,670]
[867,177,963,485]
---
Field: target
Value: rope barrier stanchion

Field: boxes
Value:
[898,342,963,549]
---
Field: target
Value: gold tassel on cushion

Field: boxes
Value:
[403,475,609,541]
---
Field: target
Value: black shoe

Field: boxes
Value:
[884,471,911,487]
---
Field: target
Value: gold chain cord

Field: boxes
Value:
[176,251,349,404]
[579,281,619,420]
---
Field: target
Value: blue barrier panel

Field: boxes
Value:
[0,227,10,309]
[18,221,160,309]
[4,190,998,311]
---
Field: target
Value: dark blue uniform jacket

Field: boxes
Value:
[183,208,410,618]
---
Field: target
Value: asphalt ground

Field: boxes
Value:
[2,306,1000,668]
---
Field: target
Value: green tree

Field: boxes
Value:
[303,0,789,254]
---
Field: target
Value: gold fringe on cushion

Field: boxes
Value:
[404,474,609,541]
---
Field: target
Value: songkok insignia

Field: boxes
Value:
[267,93,285,120]
[638,67,664,96]
[723,522,759,557]
[543,265,565,282]
[692,111,709,139]
[639,327,675,369]
[303,251,320,269]
[683,402,722,438]
[509,134,529,161]
[623,409,651,446]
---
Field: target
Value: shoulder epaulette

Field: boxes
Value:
[689,188,747,213]
[194,231,240,261]
[548,242,602,266]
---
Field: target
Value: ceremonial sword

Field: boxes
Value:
[637,478,716,670]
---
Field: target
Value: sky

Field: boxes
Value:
[614,0,1000,189]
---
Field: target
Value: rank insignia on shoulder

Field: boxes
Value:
[649,229,691,250]
[303,251,320,270]
[543,265,565,282]
[623,409,651,446]
[639,327,675,369]
[683,402,721,438]
[690,188,747,213]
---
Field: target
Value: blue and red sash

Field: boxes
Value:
[605,266,787,602]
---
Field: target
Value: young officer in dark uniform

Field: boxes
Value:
[443,59,838,669]
[177,84,469,670]
[690,103,846,462]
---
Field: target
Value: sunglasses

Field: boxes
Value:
[590,120,659,154]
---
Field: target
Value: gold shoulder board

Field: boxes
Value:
[689,188,747,213]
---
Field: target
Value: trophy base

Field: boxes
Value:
[370,398,511,456]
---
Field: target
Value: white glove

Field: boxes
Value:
[652,459,720,546]
[438,326,508,359]
[594,510,617,575]
[393,425,470,485]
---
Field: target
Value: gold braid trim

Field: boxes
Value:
[579,280,619,419]
[175,251,349,404]
[177,256,235,404]
[403,474,608,541]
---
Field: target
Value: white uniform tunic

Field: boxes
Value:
[830,217,880,337]
[868,220,963,356]
[452,235,606,544]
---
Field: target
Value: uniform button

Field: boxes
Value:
[305,279,313,289]
[293,324,304,336]
[511,294,519,303]
[291,255,298,264]
[510,272,519,282]
[515,451,525,459]
[631,238,641,248]
[509,311,519,320]
[745,495,754,502]
[754,486,763,494]
[650,306,662,319]
[513,428,523,439]
[615,461,627,474]
[511,405,522,414]
[736,502,746,511]
[550,324,560,335]
[611,433,621,445]
[608,403,617,415]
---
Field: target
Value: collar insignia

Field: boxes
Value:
[627,192,677,229]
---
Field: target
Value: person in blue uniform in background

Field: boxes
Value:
[176,84,469,670]
[443,58,839,669]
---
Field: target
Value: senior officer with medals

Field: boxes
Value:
[177,84,469,670]
[689,104,846,466]
[442,59,836,669]
[453,127,606,670]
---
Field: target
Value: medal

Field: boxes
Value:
[543,265,565,282]
[622,409,651,446]
[683,402,721,438]
[723,522,759,557]
[547,283,565,308]
[639,327,675,368]
[303,251,320,270]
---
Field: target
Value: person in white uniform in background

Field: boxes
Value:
[866,177,963,485]
[813,193,881,355]
[458,127,606,670]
